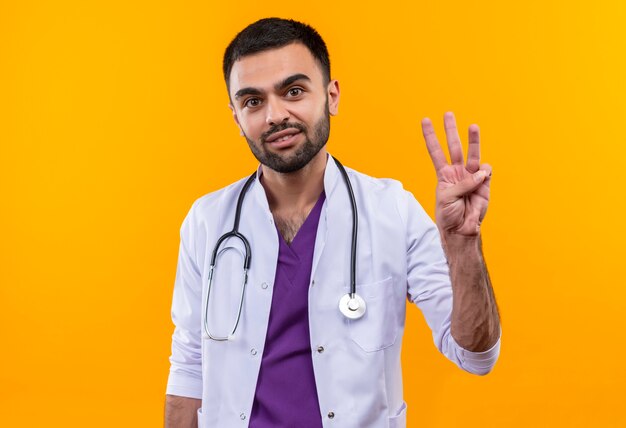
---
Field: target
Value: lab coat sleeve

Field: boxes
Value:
[400,190,500,375]
[166,202,204,398]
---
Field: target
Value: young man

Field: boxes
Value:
[165,18,500,428]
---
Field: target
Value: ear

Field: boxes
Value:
[229,103,244,136]
[327,79,340,116]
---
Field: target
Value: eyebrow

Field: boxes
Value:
[275,73,311,91]
[233,73,312,100]
[233,87,262,100]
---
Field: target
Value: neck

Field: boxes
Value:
[260,149,327,214]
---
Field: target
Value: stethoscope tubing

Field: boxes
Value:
[203,157,362,340]
[204,172,256,341]
[331,157,358,298]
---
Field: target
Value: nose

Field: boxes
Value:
[265,96,289,126]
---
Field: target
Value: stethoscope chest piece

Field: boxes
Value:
[339,293,366,319]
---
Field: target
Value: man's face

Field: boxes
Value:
[228,43,340,173]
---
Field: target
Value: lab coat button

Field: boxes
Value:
[327,411,335,419]
[261,282,269,289]
[250,348,258,356]
[317,346,324,353]
[240,413,246,420]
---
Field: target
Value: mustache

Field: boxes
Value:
[261,122,307,143]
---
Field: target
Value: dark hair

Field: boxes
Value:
[223,18,331,88]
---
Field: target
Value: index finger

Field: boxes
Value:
[421,118,448,172]
[443,112,465,166]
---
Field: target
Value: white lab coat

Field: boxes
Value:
[167,156,501,428]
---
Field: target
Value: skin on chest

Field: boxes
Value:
[272,211,309,244]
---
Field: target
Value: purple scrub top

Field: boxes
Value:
[249,192,326,428]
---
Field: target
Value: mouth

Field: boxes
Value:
[264,127,302,143]
[266,131,302,149]
[263,127,303,149]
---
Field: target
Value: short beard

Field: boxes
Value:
[244,106,330,174]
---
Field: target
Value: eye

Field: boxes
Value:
[244,97,261,108]
[287,87,303,97]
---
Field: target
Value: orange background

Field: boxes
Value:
[1,1,625,426]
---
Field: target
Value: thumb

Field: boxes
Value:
[446,170,488,199]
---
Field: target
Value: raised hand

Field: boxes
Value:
[421,112,492,237]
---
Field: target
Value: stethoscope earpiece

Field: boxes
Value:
[339,293,366,319]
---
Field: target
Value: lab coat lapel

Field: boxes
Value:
[310,155,341,281]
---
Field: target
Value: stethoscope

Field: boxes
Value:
[203,156,366,341]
